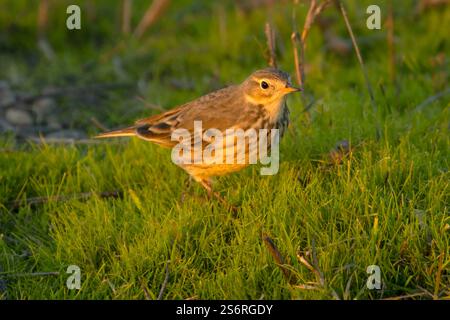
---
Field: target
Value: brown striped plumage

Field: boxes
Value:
[96,68,301,200]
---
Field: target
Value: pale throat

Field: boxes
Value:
[245,94,287,123]
[267,96,287,120]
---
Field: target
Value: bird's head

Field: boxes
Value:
[241,68,302,105]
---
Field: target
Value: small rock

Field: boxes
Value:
[0,81,15,108]
[328,140,352,164]
[0,118,15,133]
[5,108,33,126]
[0,81,8,90]
[334,140,350,152]
[46,130,87,139]
[46,115,63,130]
[31,97,56,123]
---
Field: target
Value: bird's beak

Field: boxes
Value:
[283,84,303,94]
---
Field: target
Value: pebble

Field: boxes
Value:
[46,115,63,130]
[0,81,15,108]
[31,97,56,123]
[5,108,33,126]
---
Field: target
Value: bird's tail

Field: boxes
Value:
[95,126,137,139]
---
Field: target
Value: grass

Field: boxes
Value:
[0,0,449,299]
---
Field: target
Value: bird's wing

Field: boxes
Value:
[133,85,249,147]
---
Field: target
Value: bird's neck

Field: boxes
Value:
[264,96,287,124]
[244,94,286,121]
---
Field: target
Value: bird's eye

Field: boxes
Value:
[260,81,269,89]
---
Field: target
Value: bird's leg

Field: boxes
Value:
[199,178,213,197]
[199,178,238,213]
[180,176,193,203]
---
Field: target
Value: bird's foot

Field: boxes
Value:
[209,190,239,214]
[200,179,239,214]
[180,176,193,203]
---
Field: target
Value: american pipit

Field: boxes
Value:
[96,68,301,204]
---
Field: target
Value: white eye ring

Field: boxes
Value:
[260,81,269,89]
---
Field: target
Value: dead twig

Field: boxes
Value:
[296,239,340,299]
[9,190,123,210]
[0,265,7,300]
[134,0,171,39]
[157,261,170,300]
[338,1,377,111]
[37,0,55,60]
[301,0,331,45]
[90,117,110,132]
[313,239,340,299]
[264,22,277,68]
[141,281,151,300]
[290,1,301,86]
[417,285,437,299]
[262,234,296,284]
[293,283,320,290]
[290,31,303,87]
[296,254,315,272]
[310,239,326,287]
[382,292,429,300]
[386,0,395,83]
[291,0,331,87]
[102,278,117,295]
[343,272,354,300]
[338,0,379,137]
[37,0,49,38]
[122,0,132,34]
[434,252,444,299]
[136,96,166,112]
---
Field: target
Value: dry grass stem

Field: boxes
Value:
[90,117,110,132]
[122,0,132,34]
[338,1,376,111]
[387,0,396,83]
[157,261,170,300]
[291,0,330,87]
[134,0,171,39]
[37,0,49,38]
[264,22,277,68]
[263,234,296,283]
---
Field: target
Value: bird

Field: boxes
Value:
[95,68,301,205]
